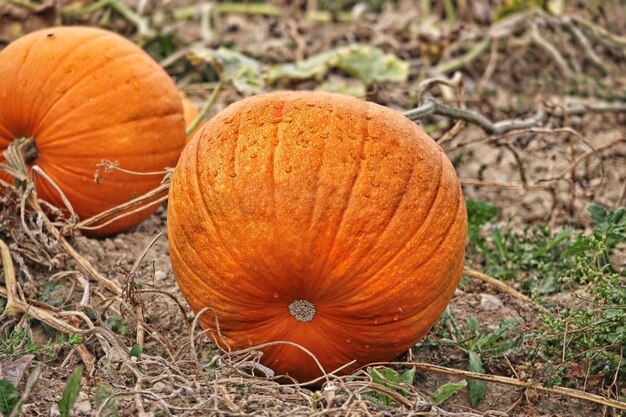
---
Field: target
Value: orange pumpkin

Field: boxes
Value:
[0,26,186,236]
[180,92,201,142]
[168,91,467,382]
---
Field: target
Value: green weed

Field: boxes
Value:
[465,199,626,391]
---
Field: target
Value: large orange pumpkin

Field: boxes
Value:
[168,91,467,382]
[0,26,186,236]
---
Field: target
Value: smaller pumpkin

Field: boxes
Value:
[0,26,186,236]
[180,92,201,142]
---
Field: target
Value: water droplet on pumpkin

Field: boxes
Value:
[364,344,370,349]
[228,172,237,178]
[21,79,28,87]
[68,101,76,109]
[367,163,374,171]
[284,166,292,173]
[374,320,379,325]
[371,179,380,187]
[393,314,399,321]
[320,132,329,139]
[272,292,279,299]
[212,170,218,177]
[104,50,114,59]
[345,338,352,344]
[55,86,67,94]
[250,153,257,159]
[405,242,411,250]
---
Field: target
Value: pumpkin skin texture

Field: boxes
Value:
[168,91,467,383]
[0,26,186,237]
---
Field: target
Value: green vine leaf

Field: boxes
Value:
[58,365,83,417]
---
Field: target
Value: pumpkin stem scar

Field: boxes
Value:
[4,137,38,188]
[289,299,316,322]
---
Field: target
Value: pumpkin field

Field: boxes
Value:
[1,0,625,416]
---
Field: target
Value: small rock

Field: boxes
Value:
[113,237,126,249]
[75,392,91,415]
[154,270,167,281]
[153,381,170,394]
[480,294,503,311]
[49,404,60,417]
[102,238,116,252]
[453,288,465,297]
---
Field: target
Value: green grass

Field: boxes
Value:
[431,199,626,403]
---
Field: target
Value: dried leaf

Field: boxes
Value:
[0,355,34,387]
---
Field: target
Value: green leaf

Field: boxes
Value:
[605,309,622,319]
[467,352,487,407]
[466,199,498,229]
[492,228,507,261]
[40,281,64,307]
[361,392,383,404]
[266,45,408,85]
[493,0,545,21]
[0,379,19,417]
[370,366,403,385]
[587,204,607,224]
[561,236,592,258]
[401,367,416,385]
[189,44,408,94]
[189,47,264,95]
[334,44,409,84]
[366,366,404,405]
[58,365,83,417]
[532,229,572,257]
[129,344,142,360]
[316,80,366,97]
[94,383,120,417]
[105,316,128,336]
[430,380,467,405]
[266,50,336,82]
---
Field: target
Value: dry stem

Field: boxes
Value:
[463,267,549,314]
[369,362,626,410]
